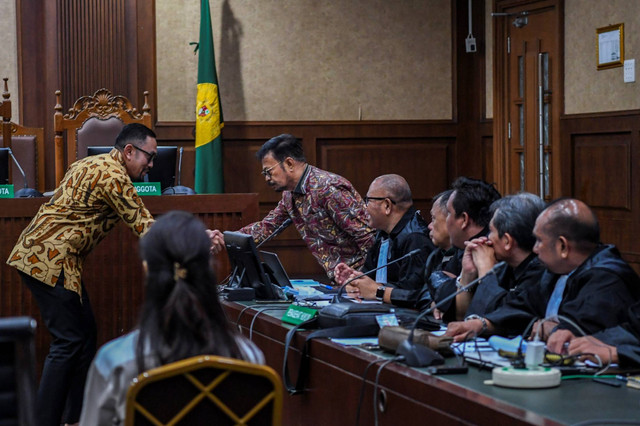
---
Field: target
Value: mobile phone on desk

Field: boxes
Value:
[427,365,469,375]
[254,299,292,304]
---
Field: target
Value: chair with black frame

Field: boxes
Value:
[0,147,8,185]
[0,78,45,195]
[124,355,283,426]
[0,317,38,426]
[53,88,152,185]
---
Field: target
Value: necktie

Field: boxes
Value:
[375,238,390,284]
[545,274,569,321]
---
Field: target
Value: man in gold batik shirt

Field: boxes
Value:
[6,123,157,426]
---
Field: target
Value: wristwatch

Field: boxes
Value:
[465,314,488,334]
[455,275,472,292]
[376,286,386,301]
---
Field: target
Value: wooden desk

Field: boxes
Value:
[0,194,258,369]
[223,301,640,426]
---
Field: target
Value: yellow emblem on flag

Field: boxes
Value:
[195,82,223,148]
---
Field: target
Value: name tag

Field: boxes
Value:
[133,182,161,196]
[282,305,318,325]
[376,314,399,328]
[0,185,14,198]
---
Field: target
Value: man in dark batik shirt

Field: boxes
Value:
[210,134,374,279]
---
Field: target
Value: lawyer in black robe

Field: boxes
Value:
[362,207,435,291]
[484,244,640,337]
[590,301,640,367]
[466,254,545,317]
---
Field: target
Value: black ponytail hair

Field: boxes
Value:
[135,210,242,372]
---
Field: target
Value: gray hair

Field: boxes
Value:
[433,189,453,213]
[490,192,546,251]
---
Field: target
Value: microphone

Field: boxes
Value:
[332,248,423,303]
[256,218,293,249]
[162,147,196,195]
[7,148,43,198]
[396,261,507,367]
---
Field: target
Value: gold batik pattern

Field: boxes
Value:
[6,149,154,296]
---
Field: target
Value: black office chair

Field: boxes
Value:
[0,317,37,426]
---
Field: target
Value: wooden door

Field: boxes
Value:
[493,0,563,200]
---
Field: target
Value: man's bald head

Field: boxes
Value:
[538,198,600,254]
[371,174,413,210]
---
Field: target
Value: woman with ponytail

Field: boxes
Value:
[79,211,263,425]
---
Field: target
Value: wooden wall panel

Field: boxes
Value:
[482,135,495,186]
[561,112,640,273]
[572,134,630,210]
[317,137,455,214]
[57,0,127,109]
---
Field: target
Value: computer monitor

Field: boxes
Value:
[87,145,177,190]
[86,146,113,157]
[0,148,9,185]
[223,231,280,300]
[260,251,293,288]
[146,146,176,191]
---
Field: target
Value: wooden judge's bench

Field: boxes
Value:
[0,194,259,370]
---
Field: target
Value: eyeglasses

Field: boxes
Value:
[261,161,283,178]
[364,196,396,205]
[132,145,157,163]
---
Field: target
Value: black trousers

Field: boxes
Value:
[20,271,97,426]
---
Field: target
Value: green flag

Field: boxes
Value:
[195,0,224,193]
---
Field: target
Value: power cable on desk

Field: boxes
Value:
[536,314,610,375]
[562,374,619,380]
[235,305,258,329]
[373,356,405,426]
[355,358,391,426]
[235,303,287,328]
[248,306,288,340]
[234,304,289,337]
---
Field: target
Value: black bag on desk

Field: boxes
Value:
[283,302,387,395]
[317,302,392,328]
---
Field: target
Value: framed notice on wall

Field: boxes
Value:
[597,23,624,70]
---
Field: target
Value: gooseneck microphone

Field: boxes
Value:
[7,148,43,198]
[396,261,507,367]
[256,218,293,249]
[332,248,423,303]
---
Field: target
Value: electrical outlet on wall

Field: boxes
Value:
[624,59,635,83]
[465,36,477,53]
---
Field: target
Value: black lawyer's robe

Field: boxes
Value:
[484,244,640,337]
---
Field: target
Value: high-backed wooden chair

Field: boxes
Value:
[0,78,46,192]
[0,78,10,140]
[125,355,283,426]
[54,88,151,184]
